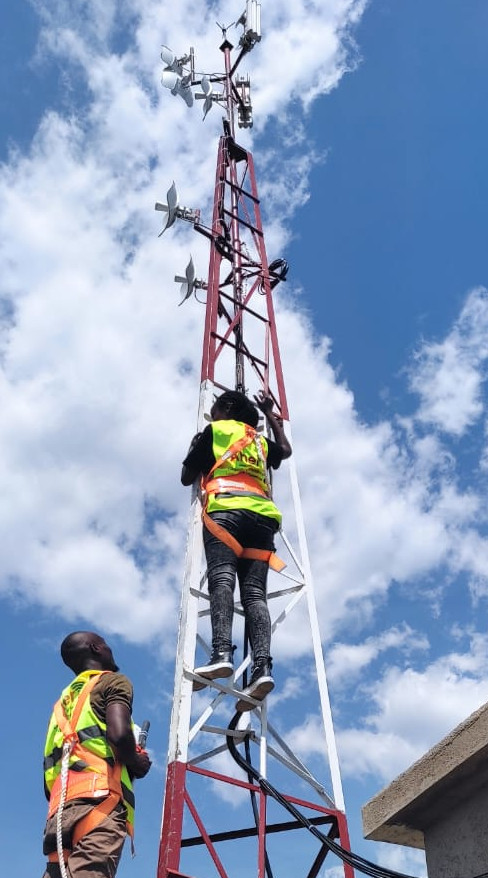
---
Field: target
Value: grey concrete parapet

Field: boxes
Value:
[362,699,488,850]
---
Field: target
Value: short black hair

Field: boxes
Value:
[60,631,96,673]
[215,391,259,427]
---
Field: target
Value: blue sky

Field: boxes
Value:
[2,1,488,876]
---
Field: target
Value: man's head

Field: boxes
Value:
[211,391,259,428]
[60,631,119,675]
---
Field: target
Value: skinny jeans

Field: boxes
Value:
[203,509,279,662]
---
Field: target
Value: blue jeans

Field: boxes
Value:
[203,509,279,663]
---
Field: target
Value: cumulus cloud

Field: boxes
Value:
[409,286,488,436]
[337,631,488,782]
[0,0,371,644]
[371,844,427,878]
[277,629,488,807]
[326,624,429,684]
[4,2,488,809]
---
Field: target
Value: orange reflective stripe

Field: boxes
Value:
[202,511,286,571]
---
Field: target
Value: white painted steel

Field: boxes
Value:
[286,422,346,812]
[260,700,268,778]
[165,380,210,765]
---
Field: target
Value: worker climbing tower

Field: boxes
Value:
[156,5,354,878]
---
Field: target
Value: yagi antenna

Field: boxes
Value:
[174,257,207,305]
[155,182,201,235]
[155,181,179,236]
[201,76,213,120]
[174,256,195,305]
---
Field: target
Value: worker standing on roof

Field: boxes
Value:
[181,390,292,710]
[42,631,151,878]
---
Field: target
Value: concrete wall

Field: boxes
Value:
[424,782,488,878]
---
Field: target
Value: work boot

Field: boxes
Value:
[236,659,274,712]
[193,649,234,691]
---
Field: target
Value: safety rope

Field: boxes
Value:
[56,739,74,878]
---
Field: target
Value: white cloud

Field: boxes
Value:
[3,1,488,722]
[409,286,488,436]
[326,625,429,685]
[371,844,427,878]
[6,7,488,871]
[0,0,373,644]
[252,0,368,117]
[337,632,488,783]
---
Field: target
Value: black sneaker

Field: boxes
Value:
[193,649,234,691]
[236,660,274,711]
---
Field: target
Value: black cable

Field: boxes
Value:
[226,713,419,878]
[241,629,274,878]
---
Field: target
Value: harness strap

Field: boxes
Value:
[50,673,116,810]
[204,427,257,481]
[72,789,127,847]
[48,849,70,864]
[47,789,128,864]
[205,472,268,498]
[202,510,285,572]
[53,673,106,743]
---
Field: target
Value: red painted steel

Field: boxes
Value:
[184,790,230,878]
[336,810,355,878]
[158,758,352,878]
[197,128,289,417]
[158,761,187,878]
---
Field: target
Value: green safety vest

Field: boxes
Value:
[205,419,281,523]
[44,670,135,832]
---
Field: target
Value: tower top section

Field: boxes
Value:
[160,0,261,133]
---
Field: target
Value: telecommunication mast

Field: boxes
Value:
[155,4,354,877]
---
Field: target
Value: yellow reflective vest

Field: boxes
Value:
[203,419,282,524]
[44,670,135,835]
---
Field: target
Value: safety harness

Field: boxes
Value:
[46,672,133,869]
[201,425,286,572]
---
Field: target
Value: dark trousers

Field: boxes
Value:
[203,509,278,662]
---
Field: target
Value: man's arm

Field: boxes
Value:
[106,702,151,779]
[254,392,292,460]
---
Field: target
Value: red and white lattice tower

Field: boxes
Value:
[156,7,354,878]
